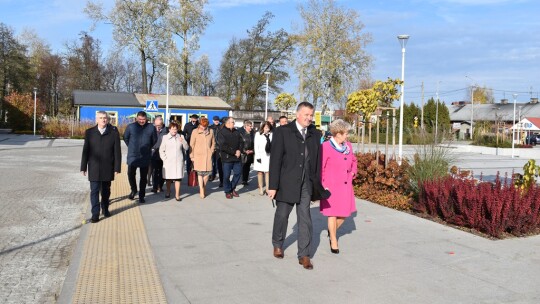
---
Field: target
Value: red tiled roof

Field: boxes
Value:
[526,117,540,129]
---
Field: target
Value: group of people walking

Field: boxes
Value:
[81,102,357,271]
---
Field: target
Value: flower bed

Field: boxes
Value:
[414,174,540,238]
[353,152,540,239]
[353,152,412,210]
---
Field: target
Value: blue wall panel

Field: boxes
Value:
[79,106,229,125]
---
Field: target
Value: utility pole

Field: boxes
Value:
[421,81,424,130]
[435,81,440,144]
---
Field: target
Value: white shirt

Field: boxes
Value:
[295,121,306,136]
[98,126,107,135]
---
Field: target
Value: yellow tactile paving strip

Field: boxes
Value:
[72,165,167,304]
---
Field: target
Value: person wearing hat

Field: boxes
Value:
[209,116,223,183]
[183,114,199,175]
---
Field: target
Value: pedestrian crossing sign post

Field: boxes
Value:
[146,100,159,112]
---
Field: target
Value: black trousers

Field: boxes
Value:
[127,165,149,198]
[151,158,164,190]
[271,180,313,258]
[185,147,193,175]
[211,152,223,180]
[242,160,253,183]
[90,181,111,219]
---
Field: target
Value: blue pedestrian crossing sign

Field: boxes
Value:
[146,100,159,112]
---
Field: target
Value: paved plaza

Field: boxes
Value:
[0,135,88,303]
[0,134,539,303]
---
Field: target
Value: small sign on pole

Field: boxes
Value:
[146,100,159,112]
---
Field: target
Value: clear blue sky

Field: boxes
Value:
[2,0,539,107]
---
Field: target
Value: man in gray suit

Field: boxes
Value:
[267,102,324,270]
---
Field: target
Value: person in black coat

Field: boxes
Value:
[124,111,157,203]
[80,111,121,223]
[267,102,325,270]
[183,114,199,175]
[208,116,223,183]
[151,116,168,193]
[218,117,244,199]
[239,120,255,185]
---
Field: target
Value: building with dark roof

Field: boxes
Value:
[73,90,232,126]
[449,98,540,140]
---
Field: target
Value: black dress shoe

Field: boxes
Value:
[329,238,339,254]
[139,198,145,204]
[218,183,223,188]
[103,210,111,218]
[242,181,248,186]
[90,217,100,223]
[128,191,137,200]
[151,188,157,193]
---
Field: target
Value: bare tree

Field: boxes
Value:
[191,54,214,96]
[295,0,372,113]
[64,32,103,92]
[85,0,169,93]
[166,0,212,95]
[217,12,293,110]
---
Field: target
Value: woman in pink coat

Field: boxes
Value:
[320,119,357,254]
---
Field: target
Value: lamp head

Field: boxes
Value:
[397,34,410,48]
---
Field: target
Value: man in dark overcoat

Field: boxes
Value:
[218,117,244,199]
[238,120,255,185]
[183,114,199,175]
[267,101,324,270]
[150,116,168,193]
[80,111,121,223]
[124,111,157,203]
[208,116,223,183]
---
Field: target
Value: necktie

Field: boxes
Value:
[301,128,307,182]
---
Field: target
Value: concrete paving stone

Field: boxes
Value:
[0,136,87,304]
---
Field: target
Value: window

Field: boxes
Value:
[97,111,118,126]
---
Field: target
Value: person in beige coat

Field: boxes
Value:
[190,117,215,198]
[160,121,189,201]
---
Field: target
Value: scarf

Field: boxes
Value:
[329,137,350,155]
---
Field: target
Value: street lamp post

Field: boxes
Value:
[264,71,271,120]
[397,34,409,165]
[33,87,37,136]
[511,94,518,158]
[160,62,170,125]
[518,105,523,145]
[465,76,475,140]
[435,81,441,144]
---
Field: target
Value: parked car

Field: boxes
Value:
[525,134,538,146]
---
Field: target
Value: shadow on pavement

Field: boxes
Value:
[0,224,82,256]
[282,206,357,258]
[0,134,48,146]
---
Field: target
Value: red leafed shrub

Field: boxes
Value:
[353,152,413,210]
[415,174,540,238]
